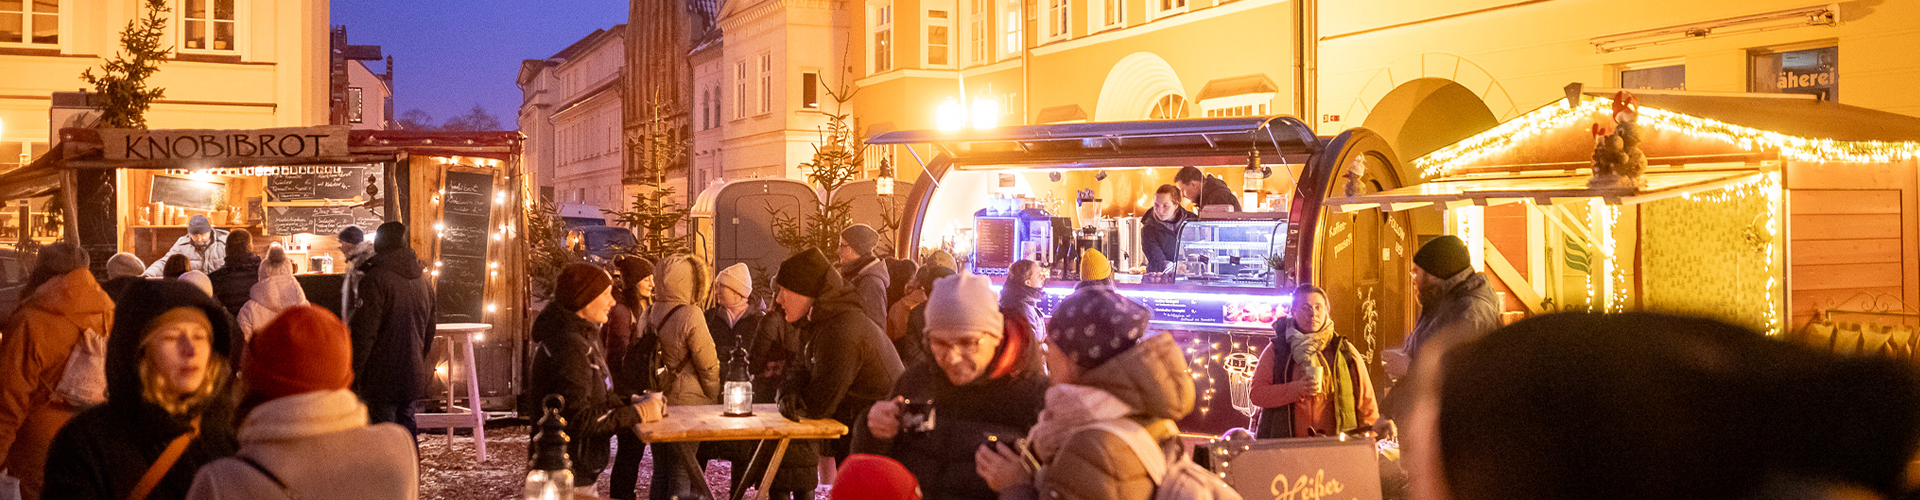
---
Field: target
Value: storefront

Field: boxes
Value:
[869,117,1413,434]
[16,126,532,410]
[1329,90,1920,346]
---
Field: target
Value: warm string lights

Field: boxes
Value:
[1677,172,1784,336]
[1415,96,1920,178]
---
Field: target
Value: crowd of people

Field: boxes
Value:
[0,213,1911,500]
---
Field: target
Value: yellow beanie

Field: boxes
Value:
[1079,249,1112,281]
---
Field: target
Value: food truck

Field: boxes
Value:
[12,126,530,412]
[869,117,1414,434]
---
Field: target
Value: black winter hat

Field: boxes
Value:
[776,248,833,298]
[374,221,407,252]
[1414,235,1472,279]
[554,263,613,312]
[338,226,365,245]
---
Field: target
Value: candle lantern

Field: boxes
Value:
[722,346,754,416]
[526,394,574,500]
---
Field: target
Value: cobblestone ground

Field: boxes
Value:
[417,426,829,499]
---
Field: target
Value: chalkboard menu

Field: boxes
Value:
[265,205,384,236]
[437,171,494,322]
[973,218,1016,272]
[150,175,224,210]
[265,165,381,202]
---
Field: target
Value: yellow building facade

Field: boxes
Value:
[0,0,330,169]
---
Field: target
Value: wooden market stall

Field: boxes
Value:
[18,126,533,411]
[1328,89,1920,351]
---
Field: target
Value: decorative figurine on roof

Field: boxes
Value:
[1588,91,1649,188]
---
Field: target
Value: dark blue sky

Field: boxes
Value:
[331,0,627,130]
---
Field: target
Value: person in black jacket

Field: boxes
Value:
[1141,184,1194,273]
[205,229,258,316]
[1175,166,1241,212]
[855,273,1047,499]
[528,263,645,493]
[773,248,905,495]
[347,222,436,434]
[44,279,241,500]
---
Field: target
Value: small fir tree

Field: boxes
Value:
[771,86,865,256]
[605,98,692,262]
[525,197,577,302]
[82,0,172,129]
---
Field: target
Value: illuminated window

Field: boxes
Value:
[0,0,57,45]
[1149,94,1188,120]
[181,0,237,52]
[1751,46,1837,102]
[872,3,893,73]
[926,9,951,67]
[999,0,1020,58]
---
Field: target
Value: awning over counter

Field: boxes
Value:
[1325,167,1766,213]
[865,116,1320,170]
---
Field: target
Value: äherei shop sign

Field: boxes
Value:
[100,125,351,161]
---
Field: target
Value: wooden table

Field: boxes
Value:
[637,404,847,500]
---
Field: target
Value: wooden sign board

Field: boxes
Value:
[101,125,351,161]
[437,171,494,323]
[264,164,382,201]
[265,204,384,236]
[1196,437,1384,500]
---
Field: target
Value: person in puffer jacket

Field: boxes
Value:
[0,243,110,500]
[236,247,310,341]
[185,305,416,500]
[835,224,891,330]
[975,287,1195,500]
[638,254,720,500]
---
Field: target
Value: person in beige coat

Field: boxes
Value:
[186,305,417,500]
[646,254,721,499]
[975,287,1195,500]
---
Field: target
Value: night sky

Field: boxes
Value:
[330,0,628,130]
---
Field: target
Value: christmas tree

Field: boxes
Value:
[606,97,693,262]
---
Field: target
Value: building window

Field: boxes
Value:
[1149,94,1188,120]
[1205,104,1266,117]
[968,0,988,65]
[801,72,820,109]
[1045,0,1068,41]
[1620,64,1685,91]
[734,60,749,119]
[182,0,237,51]
[1088,0,1121,32]
[1152,0,1186,19]
[926,9,952,68]
[872,3,894,73]
[1751,46,1837,102]
[1000,0,1020,58]
[347,87,364,123]
[0,0,57,45]
[759,53,772,115]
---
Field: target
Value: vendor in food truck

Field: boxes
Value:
[143,215,229,277]
[1174,166,1241,212]
[1140,184,1195,273]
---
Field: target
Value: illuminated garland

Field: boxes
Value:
[1415,97,1920,178]
[1677,172,1785,336]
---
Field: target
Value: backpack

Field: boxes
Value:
[616,304,688,396]
[52,327,108,407]
[1086,419,1244,500]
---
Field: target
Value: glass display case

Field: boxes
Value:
[1174,218,1285,287]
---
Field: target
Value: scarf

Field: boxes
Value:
[1029,384,1134,462]
[1279,320,1359,435]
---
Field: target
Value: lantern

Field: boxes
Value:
[722,346,754,416]
[526,395,573,499]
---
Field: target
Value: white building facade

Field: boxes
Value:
[689,0,850,185]
[518,26,627,225]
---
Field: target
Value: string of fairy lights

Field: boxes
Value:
[1678,172,1784,336]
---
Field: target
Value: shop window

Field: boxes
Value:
[1620,64,1685,91]
[1149,94,1188,120]
[1045,0,1068,41]
[1751,46,1837,102]
[927,9,952,68]
[0,0,58,45]
[181,0,237,52]
[347,87,364,123]
[801,71,820,109]
[872,3,894,73]
[758,53,772,115]
[1000,0,1020,59]
[968,0,988,65]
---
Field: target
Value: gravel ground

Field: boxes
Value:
[417,426,830,499]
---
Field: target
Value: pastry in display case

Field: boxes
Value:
[1173,217,1286,287]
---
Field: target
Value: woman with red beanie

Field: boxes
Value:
[184,305,417,500]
